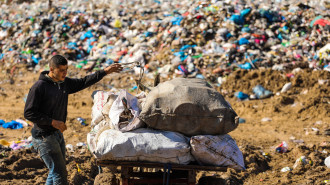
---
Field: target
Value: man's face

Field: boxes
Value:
[51,65,68,82]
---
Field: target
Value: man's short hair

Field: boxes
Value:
[49,55,68,68]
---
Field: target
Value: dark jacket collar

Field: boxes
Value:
[39,71,52,83]
[39,71,64,84]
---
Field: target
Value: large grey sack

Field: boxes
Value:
[139,78,239,136]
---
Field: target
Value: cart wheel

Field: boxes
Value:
[94,172,119,185]
[198,176,226,185]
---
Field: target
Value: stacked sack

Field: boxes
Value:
[87,78,245,170]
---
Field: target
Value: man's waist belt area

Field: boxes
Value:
[32,127,56,139]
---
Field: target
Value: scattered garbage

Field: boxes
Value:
[318,79,329,85]
[289,136,304,144]
[235,91,249,100]
[0,120,23,129]
[253,85,272,99]
[325,156,330,168]
[261,117,272,122]
[77,117,87,126]
[0,139,10,147]
[305,127,320,135]
[324,129,330,136]
[76,142,86,148]
[281,166,292,172]
[293,156,310,169]
[281,82,292,93]
[66,144,74,153]
[276,141,288,153]
[10,141,32,150]
[15,119,30,127]
[239,118,246,123]
[262,152,270,159]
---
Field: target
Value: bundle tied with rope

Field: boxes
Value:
[139,78,239,136]
[120,60,149,93]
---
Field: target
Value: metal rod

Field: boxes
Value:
[119,61,141,65]
[98,166,103,174]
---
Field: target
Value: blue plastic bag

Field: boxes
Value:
[173,51,188,61]
[229,15,245,25]
[180,45,196,51]
[171,16,183,25]
[0,119,5,126]
[239,62,252,69]
[239,38,249,45]
[31,55,41,64]
[242,27,251,33]
[240,9,251,17]
[144,31,153,37]
[235,91,249,100]
[253,85,272,99]
[2,120,23,129]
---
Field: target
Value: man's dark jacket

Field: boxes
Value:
[24,70,106,138]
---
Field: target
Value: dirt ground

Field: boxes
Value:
[0,65,329,185]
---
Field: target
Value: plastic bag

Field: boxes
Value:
[190,134,245,170]
[89,128,193,164]
[91,91,111,126]
[109,90,144,132]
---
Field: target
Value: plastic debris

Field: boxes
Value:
[235,91,249,100]
[281,166,292,172]
[77,117,87,126]
[261,117,272,122]
[1,120,23,129]
[253,85,272,99]
[281,82,292,93]
[293,156,310,169]
[276,141,288,153]
[66,144,74,153]
[325,156,330,168]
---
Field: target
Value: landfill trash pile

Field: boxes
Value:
[0,0,329,83]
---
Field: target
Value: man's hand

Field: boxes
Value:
[51,120,67,133]
[104,63,123,74]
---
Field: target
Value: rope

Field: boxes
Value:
[136,61,144,94]
[162,163,172,185]
[142,113,224,118]
[117,60,145,94]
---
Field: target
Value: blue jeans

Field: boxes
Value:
[32,130,68,185]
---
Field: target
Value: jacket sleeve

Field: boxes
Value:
[66,69,107,94]
[24,83,53,126]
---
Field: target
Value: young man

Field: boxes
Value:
[24,55,122,184]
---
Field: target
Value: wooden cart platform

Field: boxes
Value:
[97,160,228,185]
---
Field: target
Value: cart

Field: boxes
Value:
[97,160,228,185]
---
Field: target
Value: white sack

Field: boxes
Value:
[109,90,144,132]
[190,134,245,170]
[91,91,111,126]
[91,128,193,164]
